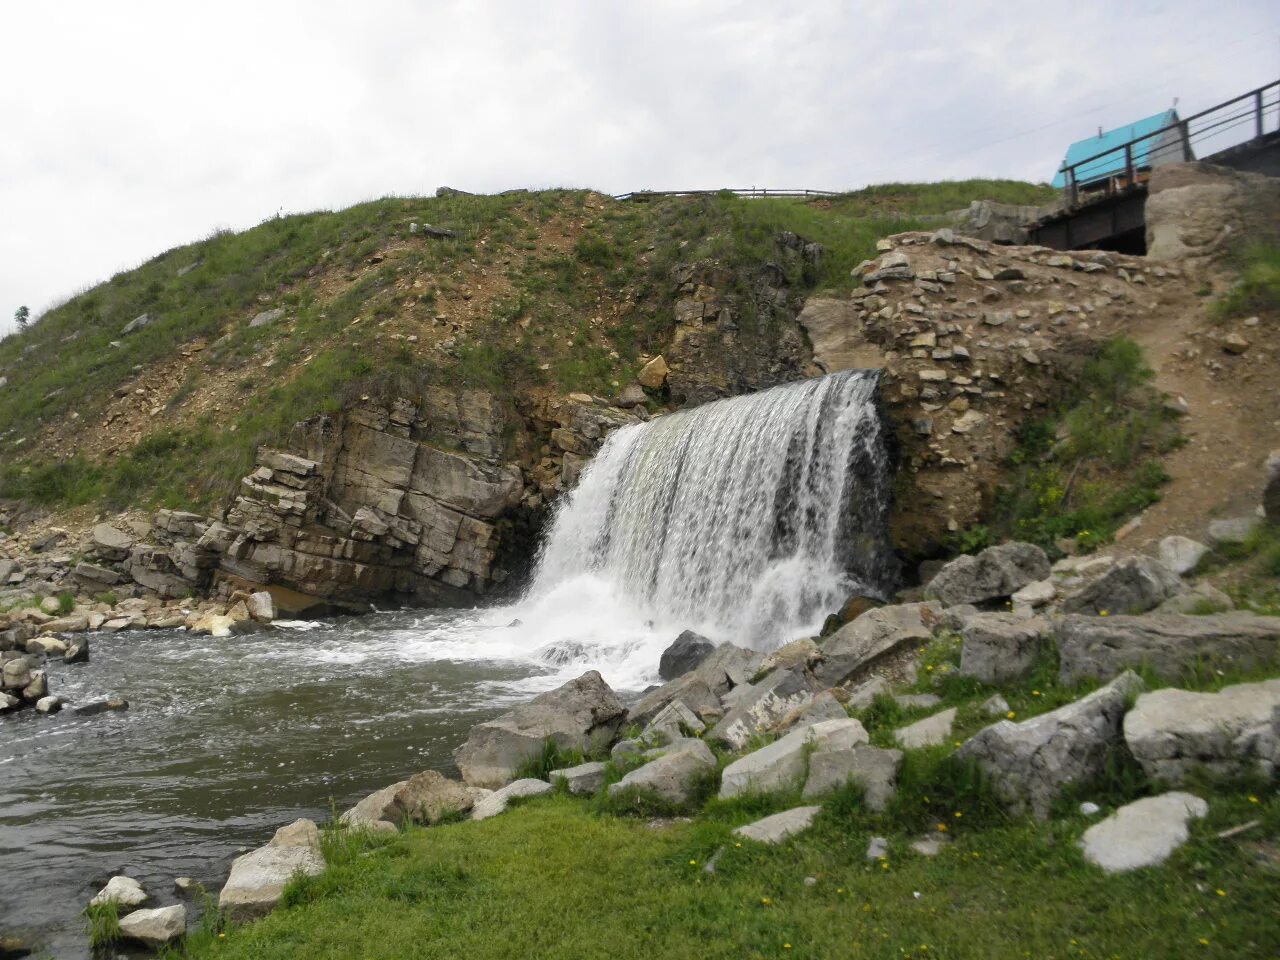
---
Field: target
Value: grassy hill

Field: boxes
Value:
[0,180,1057,513]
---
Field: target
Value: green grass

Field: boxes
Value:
[84,901,121,949]
[964,337,1181,555]
[176,786,1278,960]
[1213,242,1280,319]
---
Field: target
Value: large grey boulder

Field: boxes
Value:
[626,643,760,726]
[342,770,485,827]
[90,523,136,561]
[958,614,1052,684]
[1080,792,1208,873]
[719,718,868,798]
[118,904,186,947]
[733,805,822,845]
[924,542,1049,606]
[814,603,940,687]
[454,671,626,788]
[1206,516,1259,547]
[644,700,705,742]
[1056,613,1280,685]
[1061,556,1183,616]
[956,671,1144,819]
[219,819,325,922]
[608,740,716,806]
[802,745,902,810]
[708,667,817,751]
[658,630,715,681]
[1124,678,1280,783]
[470,778,553,820]
[893,708,957,749]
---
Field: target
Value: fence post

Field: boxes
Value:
[1179,120,1192,161]
[1257,89,1266,138]
[1124,143,1134,186]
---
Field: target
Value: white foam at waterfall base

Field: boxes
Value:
[473,370,895,690]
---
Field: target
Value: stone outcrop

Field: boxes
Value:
[956,671,1143,819]
[1145,162,1280,263]
[1124,678,1280,783]
[925,542,1050,606]
[219,818,326,922]
[1056,612,1280,684]
[453,671,626,788]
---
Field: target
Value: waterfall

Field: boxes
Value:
[526,370,896,652]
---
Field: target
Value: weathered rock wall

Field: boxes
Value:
[1145,161,1280,263]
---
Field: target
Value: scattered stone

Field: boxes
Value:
[1158,536,1208,576]
[845,676,890,710]
[637,355,669,389]
[246,591,276,623]
[35,695,61,714]
[709,667,816,751]
[342,770,485,827]
[1056,612,1280,685]
[120,313,152,335]
[1061,556,1183,616]
[981,694,1010,717]
[893,693,941,709]
[802,745,902,810]
[174,877,202,896]
[1124,678,1280,783]
[1222,332,1250,354]
[779,689,848,730]
[959,614,1051,684]
[732,805,822,845]
[719,718,868,798]
[1080,792,1208,873]
[1011,579,1055,607]
[893,708,956,749]
[658,630,715,681]
[1207,516,1260,547]
[924,542,1050,606]
[866,836,889,860]
[118,904,186,947]
[455,670,626,788]
[471,778,553,820]
[1079,801,1101,816]
[90,875,148,909]
[910,836,947,857]
[549,761,607,796]
[956,671,1144,819]
[218,819,325,921]
[609,741,717,806]
[645,699,706,741]
[815,602,940,686]
[249,307,285,328]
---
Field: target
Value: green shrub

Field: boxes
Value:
[1213,242,1280,319]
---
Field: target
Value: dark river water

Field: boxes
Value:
[0,608,622,959]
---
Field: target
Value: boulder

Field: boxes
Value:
[637,355,669,389]
[732,805,822,845]
[644,700,705,741]
[25,636,67,656]
[658,630,715,681]
[956,671,1144,819]
[246,591,276,623]
[1080,792,1208,873]
[1,657,32,690]
[0,692,20,712]
[21,671,47,702]
[758,637,820,675]
[893,708,956,749]
[91,523,136,561]
[1011,579,1055,608]
[471,778,553,821]
[626,644,760,727]
[719,718,868,798]
[118,904,186,947]
[708,667,817,751]
[1124,678,1280,783]
[1061,556,1184,616]
[38,615,89,636]
[1156,583,1234,615]
[1157,536,1208,576]
[608,740,717,806]
[924,542,1050,606]
[814,602,940,687]
[90,875,148,909]
[64,637,90,664]
[548,761,607,796]
[958,614,1051,684]
[845,676,890,710]
[35,695,61,714]
[777,689,847,731]
[342,770,484,827]
[219,818,325,921]
[454,670,626,788]
[802,745,902,810]
[249,307,286,328]
[1206,516,1259,547]
[1056,613,1280,685]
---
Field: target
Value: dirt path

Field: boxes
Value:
[1122,266,1278,551]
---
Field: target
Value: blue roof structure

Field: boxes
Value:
[1052,110,1177,187]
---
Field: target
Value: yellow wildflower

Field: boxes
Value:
[1006,710,1017,719]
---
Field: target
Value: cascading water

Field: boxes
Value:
[519,369,896,664]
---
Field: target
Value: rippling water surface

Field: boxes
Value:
[1,604,663,959]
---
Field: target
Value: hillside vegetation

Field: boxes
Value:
[0,180,1055,512]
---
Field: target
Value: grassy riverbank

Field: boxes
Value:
[176,785,1276,960]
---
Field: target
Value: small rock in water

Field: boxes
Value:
[90,875,148,909]
[174,876,203,896]
[118,904,186,947]
[35,695,61,714]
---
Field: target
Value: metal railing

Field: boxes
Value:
[614,187,839,201]
[1059,79,1280,206]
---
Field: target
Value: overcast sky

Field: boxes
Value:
[1,1,1276,335]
